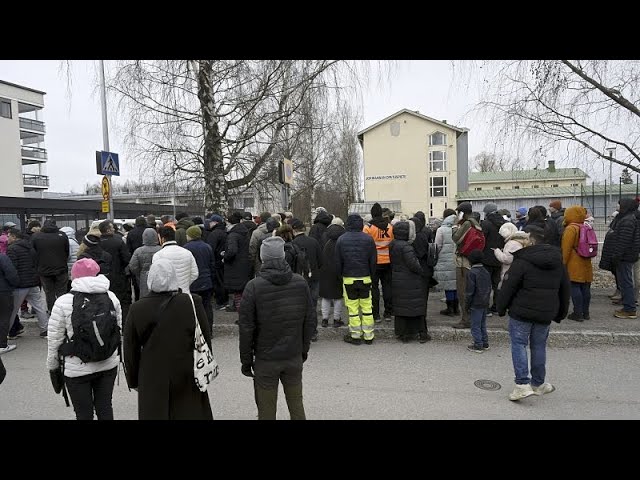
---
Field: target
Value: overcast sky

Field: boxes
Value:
[0,60,623,193]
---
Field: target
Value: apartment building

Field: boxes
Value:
[0,80,48,197]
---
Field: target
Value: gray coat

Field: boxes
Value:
[433,214,457,291]
[128,228,161,298]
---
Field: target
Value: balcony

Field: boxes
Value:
[21,146,47,165]
[19,117,46,133]
[23,174,49,190]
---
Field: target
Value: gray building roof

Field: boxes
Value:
[469,167,588,183]
[457,183,639,201]
[0,79,46,95]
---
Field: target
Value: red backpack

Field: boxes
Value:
[459,226,486,256]
[571,223,598,258]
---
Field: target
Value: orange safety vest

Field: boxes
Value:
[364,223,394,264]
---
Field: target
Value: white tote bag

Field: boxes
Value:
[188,293,219,392]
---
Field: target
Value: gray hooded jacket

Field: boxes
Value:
[128,228,162,298]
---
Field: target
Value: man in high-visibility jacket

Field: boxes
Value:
[335,214,377,345]
[363,203,394,322]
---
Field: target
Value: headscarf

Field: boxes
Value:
[148,258,179,293]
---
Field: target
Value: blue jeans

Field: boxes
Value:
[445,290,458,301]
[469,308,488,347]
[508,317,550,387]
[617,262,636,312]
[570,282,591,315]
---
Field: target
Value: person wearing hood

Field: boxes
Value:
[336,214,378,345]
[493,222,530,286]
[46,258,122,420]
[497,226,570,402]
[309,209,332,250]
[31,220,70,314]
[319,218,346,328]
[411,214,436,340]
[603,198,640,319]
[561,206,593,322]
[127,228,162,299]
[451,202,482,329]
[124,258,213,420]
[206,214,228,309]
[363,202,394,322]
[174,212,194,246]
[249,217,280,279]
[435,209,459,317]
[514,207,528,231]
[60,226,80,284]
[223,212,250,312]
[390,221,427,343]
[6,229,49,340]
[481,203,506,314]
[183,225,215,329]
[77,229,112,277]
[238,236,315,420]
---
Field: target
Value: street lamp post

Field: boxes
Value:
[99,60,114,221]
[606,146,617,208]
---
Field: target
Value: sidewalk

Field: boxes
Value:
[17,288,640,347]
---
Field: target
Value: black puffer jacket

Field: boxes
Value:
[608,199,640,265]
[335,217,377,278]
[0,254,19,293]
[100,234,131,296]
[481,212,506,267]
[224,222,250,291]
[31,225,69,276]
[206,222,227,268]
[465,265,492,310]
[292,233,323,280]
[78,240,113,277]
[7,239,40,288]
[497,244,570,324]
[411,216,435,284]
[126,225,146,255]
[390,222,425,317]
[309,211,331,249]
[319,224,345,299]
[239,258,315,365]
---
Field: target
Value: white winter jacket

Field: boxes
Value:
[46,275,122,378]
[151,241,199,293]
[493,232,529,283]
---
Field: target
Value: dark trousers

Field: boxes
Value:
[617,261,636,312]
[131,276,140,303]
[212,267,227,306]
[64,367,118,420]
[254,357,305,420]
[570,282,591,315]
[308,278,319,334]
[40,272,69,313]
[0,293,13,348]
[371,263,393,318]
[484,265,502,309]
[194,289,214,330]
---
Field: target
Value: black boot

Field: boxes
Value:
[452,299,460,315]
[440,300,454,317]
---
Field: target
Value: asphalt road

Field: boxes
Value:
[1,334,639,420]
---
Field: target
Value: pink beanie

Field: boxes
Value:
[71,258,100,280]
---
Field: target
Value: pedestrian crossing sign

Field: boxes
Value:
[95,151,120,176]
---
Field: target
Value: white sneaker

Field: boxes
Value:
[508,383,535,401]
[0,344,17,355]
[533,383,556,395]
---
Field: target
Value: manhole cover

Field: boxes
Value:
[474,379,501,391]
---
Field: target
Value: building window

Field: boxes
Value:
[429,150,447,171]
[430,177,447,197]
[570,183,579,187]
[0,100,11,119]
[533,185,540,188]
[429,131,447,146]
[513,186,520,189]
[494,186,501,190]
[474,187,482,191]
[552,184,559,187]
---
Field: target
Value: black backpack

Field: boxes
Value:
[286,242,311,278]
[59,292,121,363]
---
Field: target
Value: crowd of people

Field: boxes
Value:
[1,195,639,415]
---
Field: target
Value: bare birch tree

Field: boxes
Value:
[456,60,640,173]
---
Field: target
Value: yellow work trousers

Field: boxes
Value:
[342,276,374,341]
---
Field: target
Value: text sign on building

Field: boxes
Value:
[95,151,120,176]
[365,174,407,181]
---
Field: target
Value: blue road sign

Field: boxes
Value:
[95,151,120,176]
